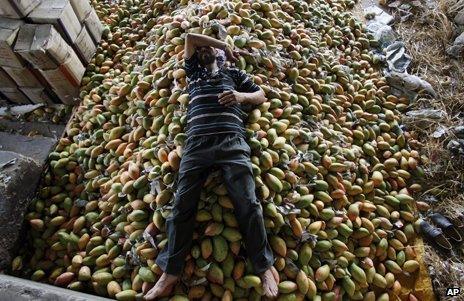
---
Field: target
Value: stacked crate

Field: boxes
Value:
[0,0,103,105]
[0,17,30,104]
[0,0,41,19]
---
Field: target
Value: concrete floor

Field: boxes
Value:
[0,132,57,163]
[0,275,112,301]
[0,119,65,139]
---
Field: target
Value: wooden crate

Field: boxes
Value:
[20,87,54,104]
[0,87,30,104]
[2,66,42,87]
[70,0,92,23]
[0,17,25,68]
[14,23,74,70]
[0,0,41,19]
[28,0,81,44]
[73,26,96,64]
[0,67,17,88]
[83,9,103,44]
[39,51,84,105]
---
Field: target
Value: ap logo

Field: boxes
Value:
[446,287,461,297]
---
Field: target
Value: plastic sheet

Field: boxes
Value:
[397,238,436,301]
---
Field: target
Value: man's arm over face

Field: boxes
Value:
[184,33,240,62]
[184,33,227,59]
[184,33,240,79]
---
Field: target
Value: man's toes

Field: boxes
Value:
[144,286,162,301]
[268,283,278,297]
[262,284,270,294]
[142,283,154,295]
[270,266,279,283]
[264,285,276,298]
[143,292,156,301]
[272,286,278,296]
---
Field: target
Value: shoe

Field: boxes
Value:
[451,214,464,234]
[419,219,452,251]
[430,213,463,244]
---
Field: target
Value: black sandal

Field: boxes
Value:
[430,213,463,244]
[419,219,452,251]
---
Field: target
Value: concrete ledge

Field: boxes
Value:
[0,119,65,139]
[0,151,43,270]
[0,274,112,301]
[0,132,57,164]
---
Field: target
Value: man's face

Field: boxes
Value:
[197,46,217,66]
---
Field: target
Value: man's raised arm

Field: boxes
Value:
[184,33,240,61]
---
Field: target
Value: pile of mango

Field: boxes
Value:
[12,0,426,300]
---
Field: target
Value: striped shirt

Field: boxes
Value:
[184,53,260,138]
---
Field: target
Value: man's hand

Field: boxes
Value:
[224,46,249,63]
[224,46,239,63]
[219,88,266,107]
[218,90,245,106]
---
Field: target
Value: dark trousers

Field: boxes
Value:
[156,133,274,275]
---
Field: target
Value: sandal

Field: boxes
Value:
[419,219,452,251]
[430,213,463,244]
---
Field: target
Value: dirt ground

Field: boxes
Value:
[355,0,464,299]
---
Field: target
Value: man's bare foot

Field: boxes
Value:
[143,273,178,301]
[261,267,279,299]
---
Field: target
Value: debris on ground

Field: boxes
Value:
[366,21,396,47]
[385,71,437,99]
[385,41,411,73]
[0,104,44,117]
[446,32,464,58]
[365,5,395,24]
[0,104,71,125]
[385,0,464,298]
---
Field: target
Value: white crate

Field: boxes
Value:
[0,67,16,88]
[14,23,74,70]
[0,17,24,68]
[84,9,103,44]
[2,66,41,87]
[73,26,96,64]
[20,87,53,104]
[0,0,41,19]
[70,0,92,23]
[28,0,81,43]
[39,52,84,104]
[0,87,30,104]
